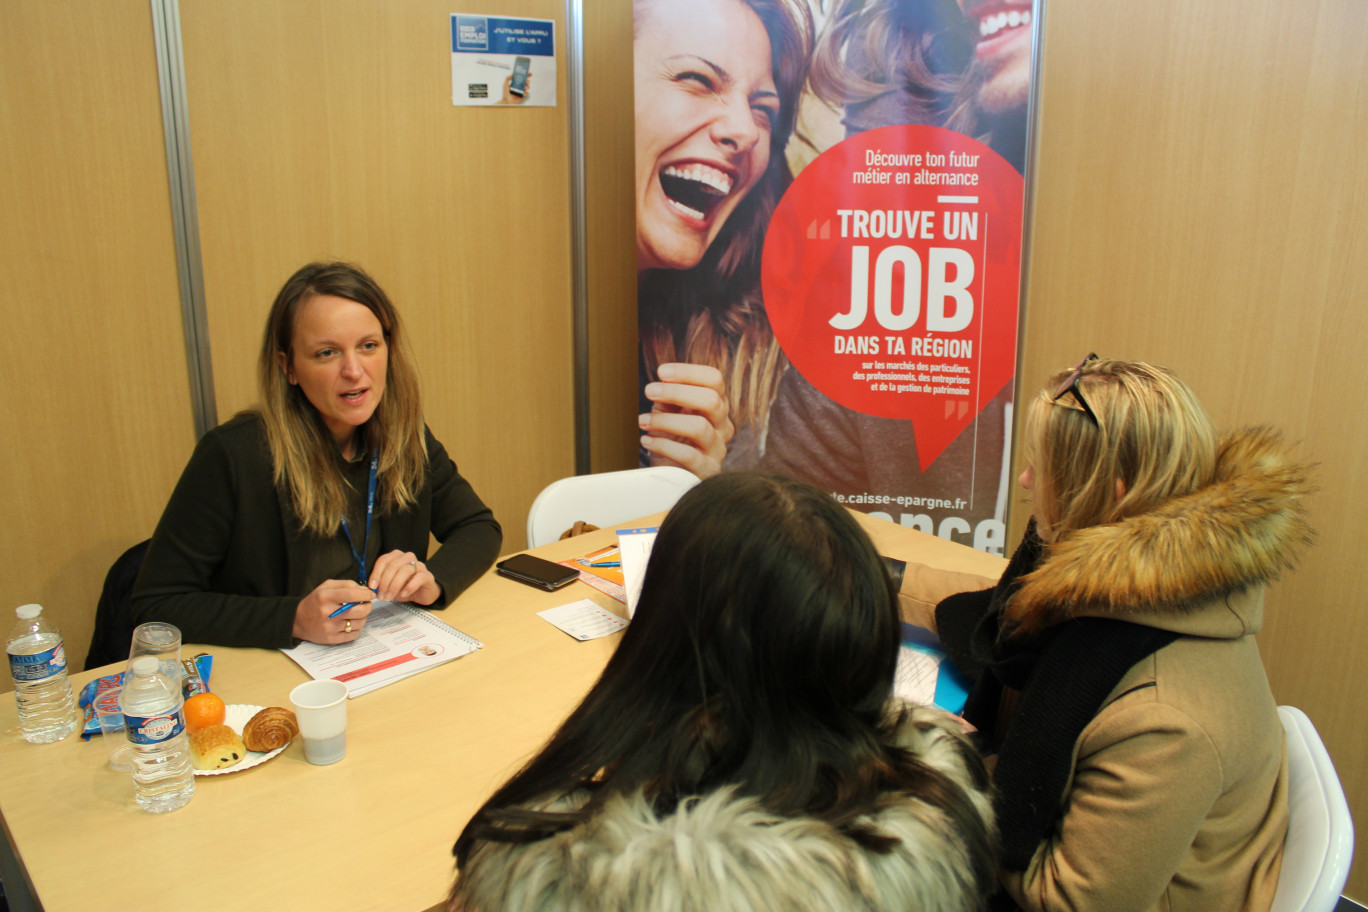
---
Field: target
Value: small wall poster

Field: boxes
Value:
[450,13,556,107]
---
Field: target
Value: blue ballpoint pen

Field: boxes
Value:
[329,589,378,618]
[588,561,621,568]
[328,602,358,619]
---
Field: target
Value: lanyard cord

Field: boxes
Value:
[339,449,379,584]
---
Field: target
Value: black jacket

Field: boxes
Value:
[132,413,501,648]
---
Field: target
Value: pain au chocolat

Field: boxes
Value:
[190,724,247,770]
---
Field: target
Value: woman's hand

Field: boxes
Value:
[293,579,375,644]
[495,73,531,105]
[370,550,441,606]
[639,362,735,478]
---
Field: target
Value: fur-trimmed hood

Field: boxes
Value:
[1005,426,1315,635]
[451,708,996,912]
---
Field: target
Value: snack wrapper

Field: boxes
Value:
[78,672,124,742]
[182,656,208,698]
[78,652,214,740]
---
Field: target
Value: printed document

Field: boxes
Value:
[281,601,482,697]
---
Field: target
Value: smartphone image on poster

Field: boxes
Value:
[510,56,531,97]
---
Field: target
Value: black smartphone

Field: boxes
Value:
[509,56,531,97]
[496,553,578,591]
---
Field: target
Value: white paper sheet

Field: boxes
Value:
[893,645,942,706]
[537,599,629,641]
[615,526,658,618]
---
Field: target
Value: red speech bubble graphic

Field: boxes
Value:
[762,125,1022,470]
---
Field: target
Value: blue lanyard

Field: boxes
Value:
[339,450,379,584]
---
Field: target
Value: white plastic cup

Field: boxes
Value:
[289,679,349,765]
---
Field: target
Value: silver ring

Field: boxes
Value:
[409,561,417,570]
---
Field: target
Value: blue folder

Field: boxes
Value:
[900,622,970,715]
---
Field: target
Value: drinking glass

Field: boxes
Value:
[127,622,182,686]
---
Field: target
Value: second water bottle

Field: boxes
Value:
[121,655,195,813]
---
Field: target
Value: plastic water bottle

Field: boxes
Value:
[121,655,195,813]
[6,604,78,744]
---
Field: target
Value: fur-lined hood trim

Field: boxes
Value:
[452,708,995,912]
[1005,426,1315,634]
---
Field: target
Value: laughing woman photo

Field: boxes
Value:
[634,0,813,478]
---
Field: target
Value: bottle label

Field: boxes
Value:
[125,711,185,745]
[8,643,66,683]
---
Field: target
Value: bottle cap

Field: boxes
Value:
[131,656,159,676]
[15,604,42,620]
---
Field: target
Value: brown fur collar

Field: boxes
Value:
[1005,426,1315,633]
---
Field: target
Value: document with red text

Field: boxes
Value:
[281,601,482,697]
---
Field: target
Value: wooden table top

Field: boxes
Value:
[0,512,1005,912]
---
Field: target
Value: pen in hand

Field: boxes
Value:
[329,590,376,619]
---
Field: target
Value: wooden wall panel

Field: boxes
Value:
[584,0,640,473]
[179,0,575,553]
[0,3,194,670]
[1018,0,1368,897]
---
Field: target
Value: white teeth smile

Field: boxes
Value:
[662,163,733,196]
[659,163,734,221]
[668,198,706,220]
[979,8,1031,37]
[343,391,365,400]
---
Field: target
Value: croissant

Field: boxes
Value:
[242,706,299,752]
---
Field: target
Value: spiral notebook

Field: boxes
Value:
[281,601,483,697]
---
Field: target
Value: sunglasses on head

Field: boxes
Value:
[1052,353,1099,426]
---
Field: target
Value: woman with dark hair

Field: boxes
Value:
[450,472,997,912]
[927,357,1314,911]
[635,0,814,478]
[133,261,501,648]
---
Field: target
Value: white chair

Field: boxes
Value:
[1270,705,1355,912]
[525,466,700,548]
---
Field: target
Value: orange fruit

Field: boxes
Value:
[184,692,226,732]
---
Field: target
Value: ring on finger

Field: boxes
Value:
[345,619,353,633]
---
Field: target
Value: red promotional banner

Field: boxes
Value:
[635,0,1037,555]
[762,126,1022,470]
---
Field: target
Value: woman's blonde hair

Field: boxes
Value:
[1023,358,1218,539]
[256,261,426,536]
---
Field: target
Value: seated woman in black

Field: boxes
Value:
[450,472,997,912]
[133,261,501,648]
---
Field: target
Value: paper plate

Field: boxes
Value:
[192,703,288,777]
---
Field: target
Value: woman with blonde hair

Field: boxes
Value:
[133,261,501,648]
[925,355,1314,911]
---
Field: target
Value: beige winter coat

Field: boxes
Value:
[909,427,1314,912]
